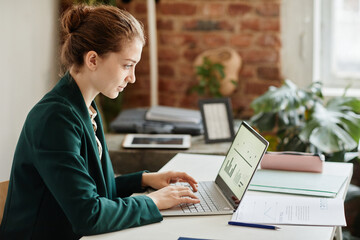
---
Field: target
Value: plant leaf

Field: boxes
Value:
[250,112,277,132]
[308,123,357,153]
[300,102,359,153]
[251,79,303,114]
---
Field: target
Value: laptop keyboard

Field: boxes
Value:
[175,181,230,213]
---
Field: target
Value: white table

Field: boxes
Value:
[82,153,353,240]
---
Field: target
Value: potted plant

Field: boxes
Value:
[190,57,227,98]
[190,47,241,99]
[249,79,360,162]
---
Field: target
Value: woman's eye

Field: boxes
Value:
[125,64,133,69]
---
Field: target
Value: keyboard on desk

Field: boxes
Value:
[160,181,234,216]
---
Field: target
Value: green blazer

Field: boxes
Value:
[0,72,162,240]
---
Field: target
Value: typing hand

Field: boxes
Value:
[147,185,200,210]
[142,171,198,192]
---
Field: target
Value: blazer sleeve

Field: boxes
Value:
[31,104,162,235]
[115,171,148,197]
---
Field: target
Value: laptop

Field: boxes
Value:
[161,121,269,216]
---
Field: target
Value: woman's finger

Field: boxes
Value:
[170,172,198,192]
[177,190,200,204]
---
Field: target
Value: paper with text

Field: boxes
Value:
[232,195,346,226]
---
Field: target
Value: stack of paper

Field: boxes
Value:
[145,106,202,124]
[232,195,346,226]
[249,169,347,197]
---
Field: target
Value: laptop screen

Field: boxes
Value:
[215,121,268,208]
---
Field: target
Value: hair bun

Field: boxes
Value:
[61,5,91,34]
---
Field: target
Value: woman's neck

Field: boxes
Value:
[69,67,99,108]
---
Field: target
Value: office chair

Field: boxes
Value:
[0,180,9,224]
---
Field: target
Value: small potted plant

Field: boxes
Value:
[190,57,226,98]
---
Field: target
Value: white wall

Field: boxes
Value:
[0,1,58,181]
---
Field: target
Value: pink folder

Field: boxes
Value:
[260,151,324,173]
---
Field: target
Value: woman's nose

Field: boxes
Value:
[127,69,136,83]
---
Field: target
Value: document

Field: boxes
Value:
[232,195,346,226]
[249,169,347,197]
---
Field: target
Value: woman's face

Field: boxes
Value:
[92,38,143,99]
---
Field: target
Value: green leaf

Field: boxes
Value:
[308,124,357,153]
[250,112,277,132]
[250,79,303,114]
[328,96,360,113]
[299,102,359,153]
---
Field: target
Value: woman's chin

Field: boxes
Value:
[104,92,120,99]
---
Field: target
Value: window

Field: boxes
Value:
[281,0,360,96]
[321,0,360,92]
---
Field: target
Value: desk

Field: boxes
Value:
[82,153,353,240]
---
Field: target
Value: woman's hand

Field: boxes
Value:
[142,171,198,192]
[147,185,200,210]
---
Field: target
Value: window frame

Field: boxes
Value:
[281,0,360,97]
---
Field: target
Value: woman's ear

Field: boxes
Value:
[84,51,98,71]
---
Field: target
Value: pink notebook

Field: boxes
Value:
[260,151,324,173]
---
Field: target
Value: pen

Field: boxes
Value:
[228,221,280,230]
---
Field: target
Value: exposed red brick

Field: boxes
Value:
[159,78,189,92]
[179,94,200,109]
[240,65,256,78]
[137,17,148,30]
[257,66,282,80]
[202,33,227,48]
[178,63,196,78]
[231,96,248,113]
[140,48,149,61]
[245,82,272,95]
[159,33,197,47]
[241,18,259,31]
[182,19,233,31]
[201,3,226,17]
[218,21,235,32]
[135,61,150,75]
[262,19,280,32]
[159,93,180,107]
[228,3,253,16]
[241,49,278,63]
[183,48,203,62]
[159,64,175,77]
[256,3,280,17]
[130,75,150,89]
[157,19,174,30]
[160,3,197,16]
[256,33,281,47]
[134,2,147,14]
[230,34,253,47]
[123,90,150,108]
[242,18,280,32]
[158,47,180,61]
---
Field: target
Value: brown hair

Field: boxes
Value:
[60,4,145,71]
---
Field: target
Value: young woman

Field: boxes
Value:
[0,5,199,240]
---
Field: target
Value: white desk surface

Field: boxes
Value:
[82,153,353,240]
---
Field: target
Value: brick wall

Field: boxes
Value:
[118,0,282,119]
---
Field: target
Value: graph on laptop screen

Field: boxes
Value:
[218,123,268,200]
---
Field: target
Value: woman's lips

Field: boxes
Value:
[117,85,126,91]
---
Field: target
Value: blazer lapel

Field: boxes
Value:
[54,72,111,197]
